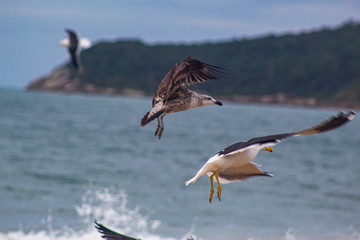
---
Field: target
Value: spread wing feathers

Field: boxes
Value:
[153,64,178,105]
[69,50,79,70]
[79,38,92,48]
[166,85,192,102]
[218,133,290,156]
[218,111,355,157]
[152,57,225,106]
[215,163,273,184]
[65,29,79,51]
[172,56,226,86]
[95,221,140,240]
[294,110,355,136]
[140,102,165,126]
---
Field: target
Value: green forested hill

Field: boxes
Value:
[29,21,360,106]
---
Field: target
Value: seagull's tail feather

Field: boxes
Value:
[141,112,150,126]
[141,109,165,126]
[296,110,356,136]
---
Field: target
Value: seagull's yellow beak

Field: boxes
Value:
[263,146,273,152]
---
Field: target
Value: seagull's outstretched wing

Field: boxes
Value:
[68,49,79,70]
[65,29,79,70]
[79,38,92,48]
[154,56,226,105]
[95,221,140,240]
[152,64,178,106]
[65,29,79,51]
[218,111,356,156]
[172,56,226,86]
[215,162,273,183]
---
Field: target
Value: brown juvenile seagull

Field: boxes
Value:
[185,111,356,203]
[141,56,226,139]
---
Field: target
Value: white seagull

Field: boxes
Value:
[58,28,92,71]
[185,111,356,203]
[141,56,226,139]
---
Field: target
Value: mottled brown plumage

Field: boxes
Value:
[141,56,226,139]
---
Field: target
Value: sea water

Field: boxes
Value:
[0,88,359,240]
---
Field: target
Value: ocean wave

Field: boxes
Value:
[0,187,359,240]
[0,187,194,240]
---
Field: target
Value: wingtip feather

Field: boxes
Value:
[347,110,356,120]
[297,110,355,135]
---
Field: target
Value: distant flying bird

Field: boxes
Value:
[95,221,194,240]
[58,28,92,71]
[185,111,356,203]
[141,56,226,139]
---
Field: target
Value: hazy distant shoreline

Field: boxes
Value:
[25,85,360,110]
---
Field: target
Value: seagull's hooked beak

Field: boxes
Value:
[214,100,222,106]
[262,146,273,152]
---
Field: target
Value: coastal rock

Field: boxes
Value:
[27,68,81,92]
[27,67,146,97]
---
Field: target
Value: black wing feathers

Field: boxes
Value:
[218,133,292,156]
[296,111,355,135]
[69,51,79,70]
[95,221,140,240]
[218,111,355,156]
[65,29,79,51]
[65,29,79,70]
[173,56,226,86]
[219,171,273,182]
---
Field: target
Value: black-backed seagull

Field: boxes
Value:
[95,221,194,240]
[141,56,226,139]
[185,111,356,203]
[58,28,91,71]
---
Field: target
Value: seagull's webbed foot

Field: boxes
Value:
[155,127,164,139]
[158,127,165,139]
[209,172,222,202]
[156,115,165,139]
[209,173,215,203]
[215,172,222,201]
[155,117,161,136]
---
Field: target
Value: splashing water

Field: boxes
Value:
[0,187,192,240]
[75,186,170,239]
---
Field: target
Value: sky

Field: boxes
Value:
[1,0,359,88]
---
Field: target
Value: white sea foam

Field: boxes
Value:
[0,187,359,240]
[0,187,192,240]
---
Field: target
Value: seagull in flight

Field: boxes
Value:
[95,221,194,240]
[185,111,355,203]
[141,56,226,139]
[58,28,91,71]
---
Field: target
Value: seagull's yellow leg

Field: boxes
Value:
[262,146,273,152]
[209,173,215,203]
[215,171,222,201]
